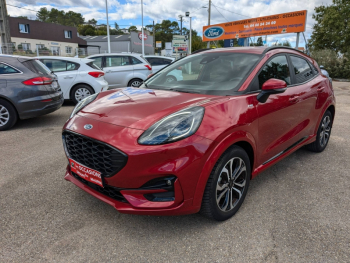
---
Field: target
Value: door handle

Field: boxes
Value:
[289,96,299,103]
[317,87,325,92]
[105,70,112,73]
[64,76,73,79]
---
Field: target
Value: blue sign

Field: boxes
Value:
[203,26,225,39]
[224,39,234,47]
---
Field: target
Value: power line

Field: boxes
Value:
[6,4,38,12]
[212,4,229,22]
[211,3,250,19]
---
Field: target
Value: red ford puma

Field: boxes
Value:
[62,47,335,221]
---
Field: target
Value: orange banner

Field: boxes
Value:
[203,10,307,42]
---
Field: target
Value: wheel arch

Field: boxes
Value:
[0,95,19,118]
[69,83,97,100]
[127,78,143,87]
[327,105,335,125]
[192,131,257,208]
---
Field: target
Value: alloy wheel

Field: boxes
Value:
[165,77,176,83]
[320,115,331,147]
[75,88,91,102]
[130,80,142,87]
[216,157,247,212]
[0,105,10,127]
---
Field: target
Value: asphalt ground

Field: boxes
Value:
[1,83,350,262]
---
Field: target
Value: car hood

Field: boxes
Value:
[78,87,223,130]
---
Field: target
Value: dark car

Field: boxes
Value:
[0,55,64,131]
[62,47,335,221]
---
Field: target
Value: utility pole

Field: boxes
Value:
[295,32,300,49]
[153,20,155,54]
[178,15,183,35]
[207,0,211,48]
[141,0,145,56]
[105,0,111,53]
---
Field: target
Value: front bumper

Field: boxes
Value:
[63,115,214,215]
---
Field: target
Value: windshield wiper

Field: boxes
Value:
[168,88,200,94]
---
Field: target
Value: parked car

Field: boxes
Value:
[87,53,152,88]
[62,47,335,221]
[38,56,108,104]
[0,55,63,131]
[144,55,183,82]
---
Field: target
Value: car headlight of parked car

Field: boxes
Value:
[138,106,205,145]
[69,93,98,119]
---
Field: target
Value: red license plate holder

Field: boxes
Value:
[69,159,104,188]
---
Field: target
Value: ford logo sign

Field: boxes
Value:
[204,26,224,39]
[84,124,93,130]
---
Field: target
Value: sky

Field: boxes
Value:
[6,0,333,47]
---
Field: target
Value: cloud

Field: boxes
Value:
[7,0,333,46]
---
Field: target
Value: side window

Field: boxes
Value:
[163,59,173,65]
[41,59,67,72]
[258,55,291,88]
[67,62,79,71]
[290,56,315,84]
[105,56,130,67]
[146,57,157,66]
[130,56,143,65]
[0,63,20,74]
[91,57,103,68]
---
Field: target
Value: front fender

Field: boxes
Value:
[192,131,257,208]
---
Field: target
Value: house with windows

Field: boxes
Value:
[8,17,87,56]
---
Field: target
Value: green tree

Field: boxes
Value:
[36,7,50,22]
[128,26,138,32]
[256,37,264,46]
[88,19,97,25]
[78,24,96,36]
[309,0,350,55]
[17,16,28,19]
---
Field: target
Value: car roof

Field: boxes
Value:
[145,55,175,60]
[89,53,143,57]
[196,46,307,56]
[36,56,93,63]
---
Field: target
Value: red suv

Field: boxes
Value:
[62,47,335,221]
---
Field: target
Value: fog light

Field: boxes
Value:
[166,180,172,186]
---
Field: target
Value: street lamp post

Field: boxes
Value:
[105,0,111,53]
[185,12,192,55]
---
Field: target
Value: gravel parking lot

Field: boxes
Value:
[1,83,350,262]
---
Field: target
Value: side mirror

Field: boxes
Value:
[257,78,287,103]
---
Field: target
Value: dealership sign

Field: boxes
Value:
[138,32,148,41]
[202,10,307,41]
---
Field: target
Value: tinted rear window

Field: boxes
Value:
[22,59,51,75]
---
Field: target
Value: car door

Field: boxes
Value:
[40,59,78,99]
[104,55,134,88]
[255,54,310,166]
[130,56,151,81]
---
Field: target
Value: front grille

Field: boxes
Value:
[63,131,128,177]
[72,172,127,202]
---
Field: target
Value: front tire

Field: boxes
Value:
[200,146,251,221]
[0,99,18,131]
[128,79,143,87]
[71,85,94,105]
[306,110,333,152]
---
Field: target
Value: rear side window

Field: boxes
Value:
[130,57,143,65]
[22,59,51,75]
[67,62,80,71]
[290,56,315,84]
[0,63,20,74]
[90,57,103,68]
[87,62,102,70]
[41,59,66,72]
[105,56,130,67]
[147,57,166,66]
[258,55,291,88]
[163,58,173,65]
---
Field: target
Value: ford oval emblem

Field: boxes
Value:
[204,26,224,39]
[84,124,93,130]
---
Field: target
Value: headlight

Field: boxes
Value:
[138,106,205,145]
[69,93,98,119]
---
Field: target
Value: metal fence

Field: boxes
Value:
[0,43,101,58]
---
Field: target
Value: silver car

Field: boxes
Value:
[87,53,152,89]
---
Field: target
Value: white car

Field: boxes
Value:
[87,53,152,89]
[144,56,183,83]
[38,56,108,104]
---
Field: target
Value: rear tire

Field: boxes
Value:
[306,110,333,152]
[128,79,143,87]
[200,146,251,221]
[0,99,18,131]
[71,84,94,105]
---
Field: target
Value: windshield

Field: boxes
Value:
[143,52,261,95]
